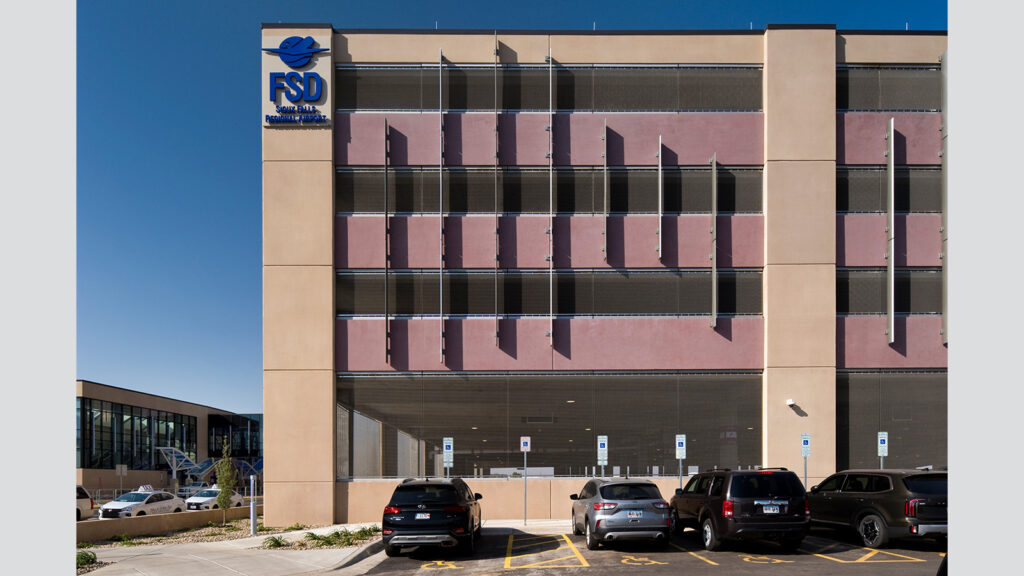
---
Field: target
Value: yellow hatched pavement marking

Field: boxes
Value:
[813,546,927,564]
[504,534,589,569]
[669,542,718,566]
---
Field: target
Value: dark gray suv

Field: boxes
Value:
[381,478,483,556]
[670,468,809,551]
[570,478,671,550]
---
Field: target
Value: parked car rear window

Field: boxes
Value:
[599,483,662,500]
[115,492,150,503]
[902,474,947,495]
[77,486,90,499]
[390,485,459,505]
[195,490,220,498]
[729,473,804,498]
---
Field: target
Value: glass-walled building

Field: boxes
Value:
[76,380,262,493]
[261,25,948,526]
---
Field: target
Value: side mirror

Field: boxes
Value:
[474,493,483,501]
[569,494,579,500]
[810,485,819,493]
[675,488,683,496]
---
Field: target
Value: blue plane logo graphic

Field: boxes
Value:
[264,36,327,68]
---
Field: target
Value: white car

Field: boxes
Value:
[185,486,244,510]
[177,481,210,499]
[77,485,94,521]
[99,486,185,519]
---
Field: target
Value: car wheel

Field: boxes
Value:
[235,502,242,507]
[571,511,582,536]
[858,513,889,548]
[461,526,476,556]
[136,511,146,516]
[174,508,182,513]
[701,517,720,551]
[585,518,600,550]
[669,510,680,535]
[384,544,400,557]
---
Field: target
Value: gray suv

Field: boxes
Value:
[570,478,671,550]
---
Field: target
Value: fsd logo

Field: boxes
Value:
[264,36,327,103]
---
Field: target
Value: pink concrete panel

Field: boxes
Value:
[498,114,551,166]
[498,216,551,269]
[551,317,763,370]
[337,112,764,167]
[443,113,497,166]
[837,315,947,369]
[338,215,764,270]
[837,214,943,267]
[337,316,763,371]
[443,216,498,268]
[837,113,942,165]
[389,216,441,268]
[555,113,764,166]
[335,216,385,268]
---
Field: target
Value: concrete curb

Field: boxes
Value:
[327,538,384,571]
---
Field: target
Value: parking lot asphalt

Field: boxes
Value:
[86,519,946,576]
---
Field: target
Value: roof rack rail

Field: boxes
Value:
[704,468,731,472]
[401,477,417,483]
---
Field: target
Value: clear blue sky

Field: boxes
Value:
[76,1,948,414]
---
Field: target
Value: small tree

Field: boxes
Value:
[214,438,237,525]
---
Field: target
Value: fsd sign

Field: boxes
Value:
[262,34,331,126]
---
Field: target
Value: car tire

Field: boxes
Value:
[701,517,720,551]
[213,505,219,509]
[669,510,680,535]
[461,526,476,556]
[174,508,182,513]
[136,511,146,516]
[571,512,582,536]
[858,513,889,548]
[384,544,400,557]
[585,518,599,550]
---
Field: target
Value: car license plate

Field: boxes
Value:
[627,510,643,519]
[763,505,779,514]
[415,512,430,520]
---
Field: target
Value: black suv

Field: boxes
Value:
[669,468,809,551]
[807,469,947,548]
[381,478,483,557]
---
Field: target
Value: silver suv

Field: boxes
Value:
[570,478,671,550]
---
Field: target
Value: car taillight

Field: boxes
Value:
[757,471,774,475]
[906,498,925,517]
[90,499,94,510]
[722,500,734,518]
[444,505,467,513]
[653,501,669,509]
[384,506,401,514]
[593,502,618,511]
[805,500,810,516]
[382,528,393,535]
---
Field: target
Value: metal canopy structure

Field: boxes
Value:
[155,446,197,494]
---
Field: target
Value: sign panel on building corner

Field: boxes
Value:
[262,33,331,127]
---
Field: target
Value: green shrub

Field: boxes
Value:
[76,542,94,549]
[76,550,97,567]
[262,535,287,549]
[284,523,307,532]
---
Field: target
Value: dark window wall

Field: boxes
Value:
[836,269,942,314]
[76,397,197,471]
[337,66,762,111]
[337,373,762,478]
[837,67,941,111]
[337,270,762,316]
[208,414,263,460]
[336,167,763,214]
[836,167,942,213]
[836,372,947,469]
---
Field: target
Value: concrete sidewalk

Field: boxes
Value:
[87,519,571,575]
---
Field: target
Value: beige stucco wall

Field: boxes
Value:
[838,34,947,64]
[339,477,688,524]
[761,28,837,481]
[336,33,763,64]
[77,505,262,543]
[262,26,337,527]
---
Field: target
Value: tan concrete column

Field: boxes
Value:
[261,25,336,526]
[762,27,837,485]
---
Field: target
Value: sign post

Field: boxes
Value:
[800,433,811,488]
[520,436,531,525]
[878,432,889,469]
[675,434,687,490]
[249,474,257,535]
[115,464,127,495]
[443,437,454,478]
[597,435,608,477]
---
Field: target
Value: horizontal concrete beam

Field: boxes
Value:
[77,505,263,543]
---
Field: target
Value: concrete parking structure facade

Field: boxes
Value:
[261,24,948,526]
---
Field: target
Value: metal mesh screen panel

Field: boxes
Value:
[837,269,943,314]
[837,168,942,213]
[836,372,947,470]
[337,373,762,478]
[445,68,494,110]
[499,68,549,110]
[336,68,424,109]
[594,68,678,111]
[556,67,593,110]
[837,67,941,111]
[681,68,762,110]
